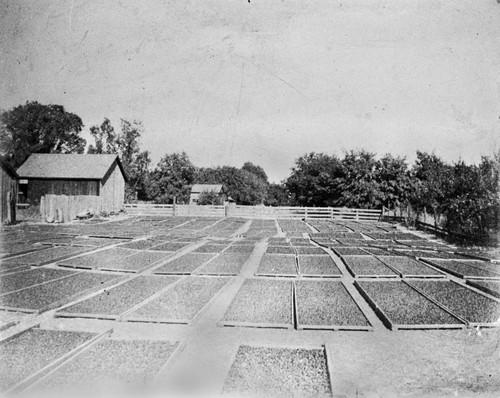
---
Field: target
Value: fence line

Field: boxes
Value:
[124,203,381,220]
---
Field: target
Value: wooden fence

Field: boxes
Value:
[124,203,381,220]
[40,194,102,223]
[381,206,494,246]
[38,196,382,222]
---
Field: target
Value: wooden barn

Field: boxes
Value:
[16,154,127,213]
[0,157,18,225]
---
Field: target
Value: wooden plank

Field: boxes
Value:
[406,280,500,328]
[466,280,500,299]
[122,204,381,219]
[40,196,45,220]
[219,320,293,329]
[0,274,125,314]
[124,316,190,325]
[403,280,469,325]
[353,281,465,330]
[11,329,113,394]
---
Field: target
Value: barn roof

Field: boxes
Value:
[16,154,127,181]
[191,184,223,194]
[0,157,18,179]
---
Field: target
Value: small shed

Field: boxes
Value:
[0,157,18,225]
[189,184,226,205]
[16,154,127,213]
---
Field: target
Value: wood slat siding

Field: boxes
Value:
[100,160,125,213]
[28,179,99,204]
[40,194,102,222]
[0,167,17,224]
[124,204,381,220]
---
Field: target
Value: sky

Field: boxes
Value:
[1,0,499,182]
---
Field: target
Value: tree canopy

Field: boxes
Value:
[149,152,197,204]
[0,101,85,169]
[195,165,268,205]
[2,101,498,244]
[87,118,151,201]
[286,152,343,207]
[241,161,268,183]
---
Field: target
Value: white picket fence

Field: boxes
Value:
[124,203,381,220]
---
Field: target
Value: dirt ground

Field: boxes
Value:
[1,218,500,397]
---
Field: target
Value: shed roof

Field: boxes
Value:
[16,154,126,181]
[190,184,223,194]
[0,157,18,179]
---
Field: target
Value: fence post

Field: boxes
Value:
[40,196,45,220]
[304,207,308,220]
[355,209,359,221]
[62,195,69,222]
[69,196,75,221]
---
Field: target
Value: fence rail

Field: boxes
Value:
[414,220,491,245]
[381,206,494,246]
[124,204,381,220]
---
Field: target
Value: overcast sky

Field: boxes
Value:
[1,0,499,182]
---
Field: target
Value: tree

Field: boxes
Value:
[241,161,268,183]
[442,156,500,240]
[286,150,415,209]
[118,120,151,201]
[411,151,453,218]
[265,183,291,206]
[195,166,268,205]
[0,101,85,169]
[87,118,151,201]
[197,190,224,205]
[286,152,343,206]
[87,118,118,154]
[149,152,197,204]
[335,150,381,208]
[237,169,268,205]
[375,154,415,210]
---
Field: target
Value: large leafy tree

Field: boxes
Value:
[286,150,415,209]
[195,165,268,205]
[149,152,197,204]
[335,150,381,208]
[411,151,453,217]
[87,118,118,154]
[87,118,151,201]
[442,156,499,239]
[0,101,86,169]
[265,183,291,206]
[375,154,415,210]
[241,161,268,183]
[286,152,343,206]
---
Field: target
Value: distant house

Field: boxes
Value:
[189,184,227,205]
[0,157,18,225]
[16,154,127,213]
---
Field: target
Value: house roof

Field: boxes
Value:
[0,157,18,179]
[190,184,223,194]
[16,154,127,181]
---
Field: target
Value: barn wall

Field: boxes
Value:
[27,179,99,204]
[0,168,17,224]
[100,161,125,213]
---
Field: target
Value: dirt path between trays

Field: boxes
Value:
[4,222,500,396]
